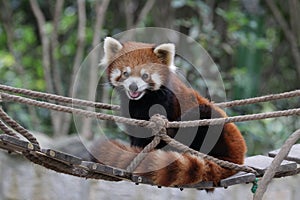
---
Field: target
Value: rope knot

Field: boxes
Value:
[149,114,168,136]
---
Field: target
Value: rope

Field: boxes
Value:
[126,136,161,172]
[253,129,300,200]
[1,84,299,110]
[166,108,300,128]
[0,107,40,149]
[251,178,259,194]
[126,114,168,172]
[0,120,19,138]
[0,94,19,138]
[0,84,120,110]
[126,115,258,175]
[0,85,299,181]
[1,92,154,129]
[160,133,258,175]
[215,89,300,108]
[2,92,299,130]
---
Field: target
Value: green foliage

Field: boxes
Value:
[0,0,298,155]
[228,102,298,156]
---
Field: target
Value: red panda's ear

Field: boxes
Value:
[154,43,175,67]
[102,37,123,65]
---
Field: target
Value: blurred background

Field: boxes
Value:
[0,0,299,199]
[1,0,299,155]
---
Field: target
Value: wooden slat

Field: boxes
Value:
[0,134,39,152]
[245,155,297,176]
[132,172,256,189]
[131,175,154,185]
[219,172,256,188]
[131,175,214,189]
[2,133,300,189]
[269,144,300,164]
[186,181,214,189]
[41,149,82,165]
[81,161,131,179]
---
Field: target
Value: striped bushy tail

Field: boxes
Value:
[91,139,235,186]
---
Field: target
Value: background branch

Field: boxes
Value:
[266,0,300,78]
[51,0,65,96]
[80,0,110,139]
[0,0,40,129]
[132,0,155,28]
[69,0,87,96]
[30,0,65,136]
[29,0,54,94]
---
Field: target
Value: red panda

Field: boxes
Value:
[91,37,247,187]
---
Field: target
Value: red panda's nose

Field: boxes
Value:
[129,83,138,92]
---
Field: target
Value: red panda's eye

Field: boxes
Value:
[123,71,129,77]
[142,73,149,80]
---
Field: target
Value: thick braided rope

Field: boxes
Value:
[160,134,258,175]
[254,129,300,200]
[0,107,40,149]
[1,84,299,110]
[215,89,300,108]
[126,136,161,173]
[0,120,19,138]
[0,84,120,110]
[126,114,167,172]
[1,85,298,183]
[1,92,154,129]
[2,92,299,129]
[1,86,298,175]
[127,115,257,175]
[167,108,300,128]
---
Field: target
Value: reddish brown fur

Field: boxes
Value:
[91,137,240,186]
[96,40,247,187]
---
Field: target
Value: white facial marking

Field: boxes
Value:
[151,73,162,90]
[110,68,121,86]
[123,77,148,100]
[169,64,177,73]
[125,66,131,74]
[140,69,146,75]
[123,77,147,91]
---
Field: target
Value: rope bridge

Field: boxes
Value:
[0,84,299,200]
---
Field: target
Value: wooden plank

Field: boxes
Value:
[0,142,20,153]
[245,155,297,176]
[0,134,39,152]
[131,175,214,189]
[273,166,300,178]
[185,181,214,189]
[269,144,300,164]
[81,161,131,179]
[219,172,256,188]
[131,175,154,185]
[41,149,82,165]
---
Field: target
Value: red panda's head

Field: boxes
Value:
[101,37,176,100]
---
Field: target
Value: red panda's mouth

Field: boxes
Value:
[127,91,145,100]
